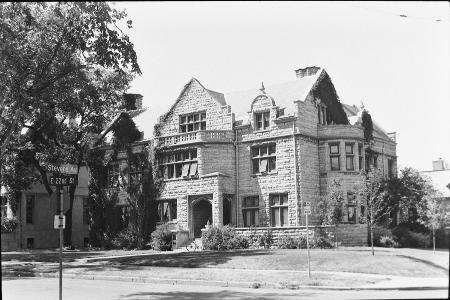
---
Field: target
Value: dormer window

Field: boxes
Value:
[255,111,270,131]
[180,112,206,133]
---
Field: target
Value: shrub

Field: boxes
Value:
[150,224,173,251]
[258,229,274,249]
[312,236,334,249]
[392,225,431,248]
[277,235,298,249]
[372,225,393,247]
[435,228,450,248]
[379,236,398,248]
[202,225,249,251]
[1,216,18,233]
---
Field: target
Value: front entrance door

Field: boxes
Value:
[193,199,212,238]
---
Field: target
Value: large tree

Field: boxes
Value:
[0,2,140,247]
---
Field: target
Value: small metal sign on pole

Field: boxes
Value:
[49,168,78,300]
[304,205,311,279]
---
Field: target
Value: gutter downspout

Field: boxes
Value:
[234,128,239,227]
[292,119,301,226]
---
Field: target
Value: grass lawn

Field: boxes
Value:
[2,247,448,288]
[99,248,449,278]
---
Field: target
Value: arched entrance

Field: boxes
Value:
[193,199,212,238]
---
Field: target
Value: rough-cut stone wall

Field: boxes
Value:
[234,223,367,246]
[297,136,320,225]
[201,144,235,177]
[158,79,233,136]
[237,137,297,227]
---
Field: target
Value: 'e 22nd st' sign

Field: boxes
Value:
[49,174,78,186]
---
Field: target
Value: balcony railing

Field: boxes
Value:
[157,130,234,147]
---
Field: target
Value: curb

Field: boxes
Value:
[2,270,448,291]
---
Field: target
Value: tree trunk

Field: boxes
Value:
[433,228,435,254]
[370,223,374,256]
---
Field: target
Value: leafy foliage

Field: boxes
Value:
[201,226,249,251]
[150,224,173,251]
[257,229,274,249]
[1,215,18,233]
[357,168,389,255]
[1,2,140,247]
[361,109,373,144]
[317,179,344,225]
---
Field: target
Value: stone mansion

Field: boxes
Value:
[151,66,397,241]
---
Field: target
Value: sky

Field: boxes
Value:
[113,1,449,172]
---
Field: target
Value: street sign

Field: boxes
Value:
[304,205,311,211]
[49,174,78,186]
[54,215,65,229]
[304,202,311,206]
[304,209,311,215]
[45,163,77,174]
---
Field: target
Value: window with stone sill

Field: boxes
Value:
[26,194,34,224]
[270,193,288,227]
[345,143,355,171]
[157,200,177,223]
[254,111,270,131]
[158,149,198,179]
[242,196,259,227]
[329,143,340,171]
[179,112,206,133]
[251,144,276,174]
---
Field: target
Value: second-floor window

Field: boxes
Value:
[180,112,206,133]
[159,149,198,179]
[345,143,354,171]
[26,195,34,224]
[388,158,394,178]
[329,143,340,171]
[242,196,259,227]
[252,144,276,174]
[255,111,270,131]
[107,164,120,188]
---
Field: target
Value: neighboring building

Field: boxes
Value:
[420,158,450,227]
[1,94,146,251]
[1,167,90,251]
[153,66,397,245]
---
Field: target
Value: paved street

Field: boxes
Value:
[2,277,448,300]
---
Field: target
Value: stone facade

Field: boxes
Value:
[152,67,397,246]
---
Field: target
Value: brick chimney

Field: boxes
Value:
[122,93,143,111]
[432,158,448,171]
[295,66,321,78]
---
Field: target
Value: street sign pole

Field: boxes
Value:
[59,187,63,300]
[306,213,311,279]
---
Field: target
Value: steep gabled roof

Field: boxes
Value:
[225,70,323,122]
[157,78,228,126]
